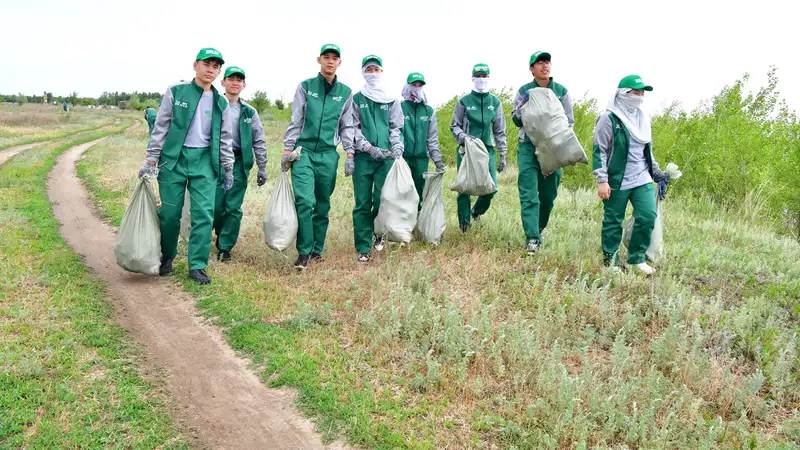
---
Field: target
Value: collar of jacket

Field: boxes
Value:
[190,78,228,111]
[317,73,338,94]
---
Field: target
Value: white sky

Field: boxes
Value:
[2,0,797,114]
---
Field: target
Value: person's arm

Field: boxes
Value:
[145,87,174,163]
[339,95,356,156]
[493,102,508,156]
[512,88,525,127]
[450,99,467,145]
[283,83,306,151]
[389,101,405,154]
[427,112,442,163]
[250,109,267,169]
[352,103,371,152]
[219,101,234,170]
[592,114,613,183]
[561,91,575,127]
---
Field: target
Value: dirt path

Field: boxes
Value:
[47,133,347,450]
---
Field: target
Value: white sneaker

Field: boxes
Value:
[373,235,385,252]
[526,239,540,256]
[633,262,655,276]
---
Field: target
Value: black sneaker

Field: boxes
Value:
[309,253,324,262]
[217,250,231,262]
[470,208,482,223]
[373,235,386,252]
[189,269,211,285]
[357,253,371,263]
[159,256,175,276]
[294,255,309,270]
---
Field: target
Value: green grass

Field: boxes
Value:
[0,124,187,449]
[0,104,123,150]
[78,119,800,448]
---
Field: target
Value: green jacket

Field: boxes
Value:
[146,79,234,176]
[144,107,157,122]
[511,78,573,144]
[592,112,663,190]
[449,91,508,154]
[284,74,354,153]
[351,92,404,154]
[400,101,441,162]
[234,100,268,176]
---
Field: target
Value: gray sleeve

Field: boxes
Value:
[251,111,267,169]
[427,112,442,163]
[352,104,370,152]
[493,102,508,155]
[562,92,575,127]
[389,101,404,153]
[146,87,173,163]
[219,101,234,170]
[450,100,467,145]
[339,96,355,155]
[650,146,664,178]
[592,114,613,183]
[283,83,306,150]
[512,90,525,122]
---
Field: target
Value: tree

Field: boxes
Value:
[16,93,27,104]
[248,91,271,114]
[67,91,79,106]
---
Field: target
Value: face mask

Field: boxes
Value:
[472,77,489,93]
[618,90,644,110]
[410,85,425,102]
[364,72,381,88]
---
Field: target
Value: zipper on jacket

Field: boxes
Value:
[480,94,485,141]
[413,103,418,155]
[314,90,328,152]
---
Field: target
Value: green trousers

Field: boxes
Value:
[602,182,657,265]
[147,119,155,135]
[291,149,339,256]
[518,142,561,243]
[352,153,392,254]
[157,146,215,270]
[457,145,497,228]
[403,155,429,209]
[213,155,248,252]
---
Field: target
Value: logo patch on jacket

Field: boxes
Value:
[308,92,319,99]
[487,105,495,111]
[244,118,252,124]
[380,105,389,111]
[420,116,430,121]
[467,106,477,111]
[332,96,343,102]
[174,100,188,108]
[359,103,368,109]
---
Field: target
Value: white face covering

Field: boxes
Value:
[401,84,427,103]
[364,73,381,88]
[472,77,490,93]
[606,88,651,143]
[360,64,394,103]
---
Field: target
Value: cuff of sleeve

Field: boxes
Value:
[595,176,608,183]
[145,156,159,164]
[223,164,233,171]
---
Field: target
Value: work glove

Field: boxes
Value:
[391,147,403,160]
[369,146,391,161]
[344,156,355,177]
[434,160,445,173]
[223,167,234,191]
[138,161,156,179]
[257,167,267,186]
[654,172,669,200]
[281,151,293,172]
[498,154,507,173]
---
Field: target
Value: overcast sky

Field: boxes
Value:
[2,0,797,114]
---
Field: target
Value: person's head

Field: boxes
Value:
[221,66,246,96]
[403,72,426,103]
[529,51,551,80]
[362,55,383,74]
[472,63,490,78]
[193,47,225,84]
[471,64,490,93]
[407,72,426,88]
[617,74,653,96]
[317,44,342,77]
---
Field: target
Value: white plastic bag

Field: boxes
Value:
[450,137,496,196]
[114,174,161,275]
[520,88,588,176]
[417,172,446,244]
[623,198,664,264]
[374,158,419,244]
[263,171,298,252]
[179,190,191,241]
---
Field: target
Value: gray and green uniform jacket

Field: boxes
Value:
[146,80,234,174]
[592,112,664,190]
[284,74,355,153]
[144,107,157,123]
[400,101,442,163]
[351,96,404,154]
[231,100,267,173]
[511,78,573,143]
[450,91,507,155]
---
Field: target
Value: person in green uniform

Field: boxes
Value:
[138,47,235,285]
[450,63,508,234]
[593,74,669,276]
[346,55,404,263]
[144,105,157,135]
[400,72,444,206]
[511,51,573,255]
[283,44,354,270]
[213,66,268,262]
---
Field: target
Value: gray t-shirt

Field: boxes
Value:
[184,92,214,148]
[620,139,653,190]
[229,103,241,150]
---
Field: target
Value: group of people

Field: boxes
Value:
[137,45,669,284]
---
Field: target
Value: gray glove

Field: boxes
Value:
[498,154,507,173]
[391,147,403,160]
[434,160,445,173]
[257,167,267,186]
[344,156,355,176]
[281,153,292,172]
[138,161,156,179]
[369,146,390,161]
[223,167,234,191]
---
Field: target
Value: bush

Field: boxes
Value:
[248,91,271,114]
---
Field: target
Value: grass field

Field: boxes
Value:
[77,117,800,448]
[0,120,187,448]
[0,104,117,150]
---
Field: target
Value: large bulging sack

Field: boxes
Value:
[374,158,419,244]
[521,88,588,176]
[623,198,664,264]
[114,174,161,275]
[450,137,497,196]
[263,171,298,252]
[417,172,446,244]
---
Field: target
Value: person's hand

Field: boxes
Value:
[598,182,611,200]
[223,167,234,191]
[369,146,390,161]
[344,155,355,176]
[653,172,669,200]
[138,161,156,179]
[257,167,267,186]
[391,148,403,160]
[281,150,293,172]
[498,155,507,173]
[435,160,445,173]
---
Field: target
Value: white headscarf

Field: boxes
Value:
[401,83,427,104]
[360,62,394,103]
[472,77,490,93]
[606,88,651,143]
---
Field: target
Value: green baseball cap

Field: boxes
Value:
[618,74,653,91]
[224,66,245,79]
[529,51,551,66]
[320,43,341,57]
[407,72,426,85]
[195,47,224,64]
[362,54,383,68]
[472,63,490,76]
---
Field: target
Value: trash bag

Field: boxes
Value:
[450,137,497,196]
[520,88,588,176]
[114,174,161,275]
[374,158,419,244]
[623,198,664,264]
[262,171,298,252]
[179,190,191,241]
[417,172,446,244]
